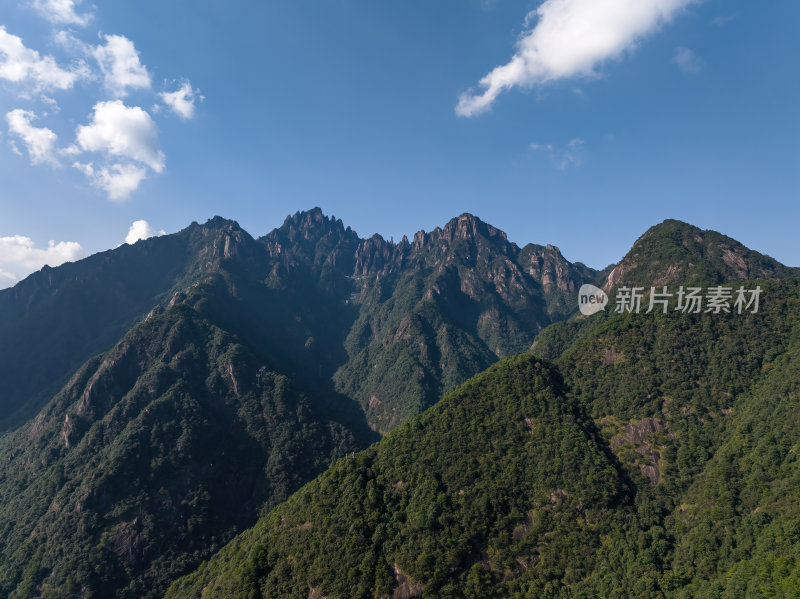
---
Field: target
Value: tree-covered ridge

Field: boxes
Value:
[169,277,800,598]
[0,300,368,599]
[667,322,800,597]
[538,277,800,596]
[3,211,791,437]
[602,219,797,292]
[166,355,635,599]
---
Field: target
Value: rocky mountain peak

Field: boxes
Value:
[199,215,241,231]
[441,213,508,243]
[274,208,352,243]
[353,234,399,277]
[518,242,595,301]
[260,207,360,262]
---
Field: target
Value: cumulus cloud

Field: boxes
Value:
[159,81,201,119]
[6,109,59,165]
[125,220,165,244]
[1,16,197,202]
[0,235,85,288]
[33,0,92,26]
[457,0,696,116]
[75,100,164,171]
[74,161,148,202]
[69,95,166,200]
[672,46,703,73]
[93,34,150,97]
[0,26,81,91]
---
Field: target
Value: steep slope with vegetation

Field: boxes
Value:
[0,217,262,430]
[0,208,598,597]
[261,209,601,432]
[668,326,800,597]
[538,276,800,597]
[0,299,371,599]
[167,355,635,599]
[0,208,599,435]
[168,269,800,596]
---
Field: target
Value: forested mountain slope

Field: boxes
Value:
[167,355,636,598]
[0,217,262,430]
[0,296,373,598]
[168,276,800,597]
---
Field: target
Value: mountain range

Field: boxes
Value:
[0,209,797,598]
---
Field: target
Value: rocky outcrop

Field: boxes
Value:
[380,564,423,599]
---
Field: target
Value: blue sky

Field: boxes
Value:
[1,0,798,287]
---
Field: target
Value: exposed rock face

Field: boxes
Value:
[610,418,665,448]
[379,564,423,599]
[610,418,668,485]
[721,247,748,277]
[523,244,574,292]
[600,348,625,366]
[442,213,508,243]
[354,234,400,277]
[602,263,629,293]
[259,209,600,432]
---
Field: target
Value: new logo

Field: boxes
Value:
[578,284,608,316]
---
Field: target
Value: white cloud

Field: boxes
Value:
[33,0,92,27]
[6,109,59,165]
[53,29,89,53]
[92,34,150,97]
[74,161,148,201]
[561,137,584,169]
[530,142,554,152]
[712,13,737,27]
[76,100,164,171]
[0,235,85,288]
[672,46,703,73]
[0,26,81,91]
[0,268,19,287]
[530,137,585,169]
[456,0,696,116]
[160,81,201,119]
[1,20,197,202]
[125,220,165,244]
[71,99,165,201]
[39,94,61,113]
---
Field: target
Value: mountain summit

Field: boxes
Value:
[0,217,258,430]
[603,219,795,292]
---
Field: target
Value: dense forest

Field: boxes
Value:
[168,278,800,598]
